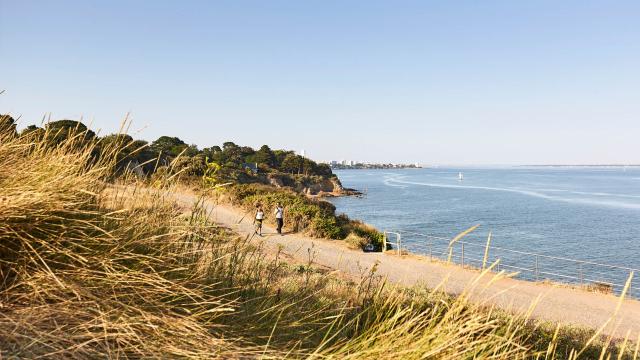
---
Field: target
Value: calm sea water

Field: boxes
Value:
[330,167,640,295]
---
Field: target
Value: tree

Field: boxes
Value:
[130,140,158,174]
[202,146,221,161]
[100,134,134,148]
[45,120,96,144]
[316,163,333,177]
[220,142,244,166]
[19,125,45,140]
[273,150,294,168]
[281,154,303,174]
[301,158,317,175]
[222,142,237,150]
[173,154,207,176]
[0,114,17,137]
[99,134,136,169]
[203,146,224,165]
[151,136,189,158]
[185,144,200,157]
[255,145,276,167]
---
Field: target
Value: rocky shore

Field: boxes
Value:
[266,173,363,198]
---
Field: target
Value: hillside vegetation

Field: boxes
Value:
[222,183,385,250]
[0,115,335,188]
[1,120,638,359]
[1,115,383,251]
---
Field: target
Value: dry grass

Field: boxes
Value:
[0,125,637,359]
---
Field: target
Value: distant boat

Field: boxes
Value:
[458,172,464,181]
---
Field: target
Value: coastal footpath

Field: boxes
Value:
[174,191,640,340]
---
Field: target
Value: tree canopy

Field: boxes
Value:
[8,118,333,180]
[0,115,17,137]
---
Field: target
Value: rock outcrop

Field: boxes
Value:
[265,173,361,197]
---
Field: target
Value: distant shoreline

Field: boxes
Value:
[519,164,640,168]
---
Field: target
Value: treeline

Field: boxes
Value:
[0,115,333,183]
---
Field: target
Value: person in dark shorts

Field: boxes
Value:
[274,203,284,235]
[254,205,264,236]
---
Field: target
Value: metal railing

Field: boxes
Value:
[384,229,640,297]
[382,231,402,255]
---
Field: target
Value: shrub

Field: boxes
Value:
[310,214,346,239]
[350,221,386,251]
[222,184,387,245]
[344,233,368,250]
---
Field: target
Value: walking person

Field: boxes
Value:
[274,202,284,235]
[254,205,264,236]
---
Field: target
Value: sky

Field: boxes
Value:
[1,1,639,165]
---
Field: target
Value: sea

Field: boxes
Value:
[329,167,640,296]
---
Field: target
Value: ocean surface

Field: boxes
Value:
[329,167,640,295]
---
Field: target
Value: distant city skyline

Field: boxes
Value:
[1,1,639,165]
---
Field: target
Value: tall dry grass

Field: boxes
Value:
[0,125,636,359]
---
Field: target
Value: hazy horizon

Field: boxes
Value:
[2,1,639,165]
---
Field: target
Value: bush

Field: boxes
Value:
[350,221,386,251]
[225,184,343,237]
[310,214,346,239]
[344,233,368,250]
[222,184,387,246]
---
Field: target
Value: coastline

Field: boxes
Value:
[170,189,640,339]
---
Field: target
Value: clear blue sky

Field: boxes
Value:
[1,1,639,165]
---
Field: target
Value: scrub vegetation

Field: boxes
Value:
[222,183,385,250]
[0,119,638,359]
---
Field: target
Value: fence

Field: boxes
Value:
[383,229,640,297]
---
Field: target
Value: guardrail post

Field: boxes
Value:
[535,255,539,281]
[461,243,465,268]
[397,232,402,256]
[383,231,387,252]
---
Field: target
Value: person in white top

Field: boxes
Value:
[254,205,264,236]
[274,203,284,235]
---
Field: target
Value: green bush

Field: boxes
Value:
[223,184,385,247]
[353,222,385,249]
[310,214,346,239]
[344,233,368,250]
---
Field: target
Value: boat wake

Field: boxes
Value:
[385,177,640,210]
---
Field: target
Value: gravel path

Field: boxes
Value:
[173,192,640,340]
